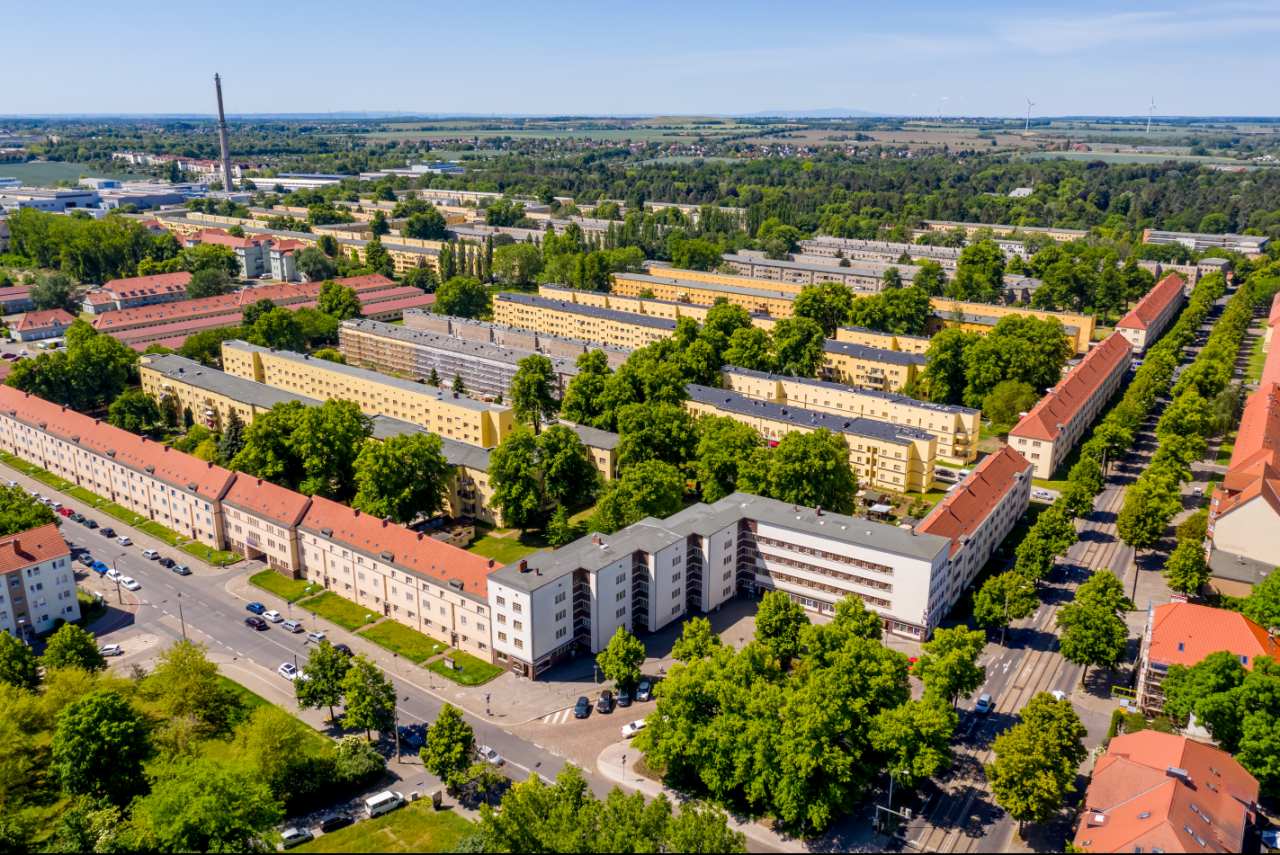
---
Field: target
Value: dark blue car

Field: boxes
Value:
[246,602,266,614]
[91,562,109,576]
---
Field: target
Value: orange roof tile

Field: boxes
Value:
[224,475,312,527]
[1009,333,1132,442]
[0,523,70,574]
[1117,273,1185,332]
[103,271,192,295]
[299,496,500,598]
[12,309,76,333]
[1269,292,1280,329]
[1147,601,1278,669]
[917,446,1031,555]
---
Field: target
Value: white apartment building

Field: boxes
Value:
[0,523,79,641]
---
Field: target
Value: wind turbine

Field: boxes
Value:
[1146,98,1157,133]
[1025,99,1035,132]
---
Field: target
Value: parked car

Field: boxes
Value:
[159,557,175,568]
[172,564,191,576]
[620,719,647,739]
[477,745,504,766]
[636,682,652,702]
[364,791,404,818]
[278,663,299,680]
[82,519,97,529]
[307,630,326,644]
[49,502,62,512]
[574,696,590,718]
[397,726,424,748]
[280,827,313,849]
[1192,487,1203,496]
[100,644,124,657]
[3,480,15,487]
[77,554,94,566]
[1051,690,1067,702]
[91,561,108,575]
[263,609,283,623]
[597,689,613,714]
[105,568,121,582]
[246,602,266,614]
[99,527,115,538]
[141,549,159,560]
[975,693,993,714]
[318,813,351,834]
[245,616,267,630]
[69,513,84,523]
[115,536,131,547]
[333,643,353,657]
[58,508,74,516]
[282,620,304,634]
[617,688,632,708]
[120,577,140,591]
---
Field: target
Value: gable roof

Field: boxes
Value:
[103,271,192,296]
[12,309,76,333]
[1210,384,1280,523]
[1268,292,1280,329]
[0,523,70,573]
[1009,332,1131,442]
[1117,273,1185,332]
[916,446,1031,555]
[1147,602,1277,670]
[223,475,312,527]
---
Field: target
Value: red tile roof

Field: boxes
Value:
[299,496,500,597]
[917,446,1031,555]
[1075,731,1258,854]
[0,523,70,574]
[1009,332,1132,442]
[1211,384,1280,522]
[103,271,192,296]
[12,309,76,333]
[1117,273,1185,332]
[1268,292,1280,329]
[0,386,237,502]
[1147,601,1277,670]
[224,475,312,527]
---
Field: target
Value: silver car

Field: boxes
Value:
[280,827,313,848]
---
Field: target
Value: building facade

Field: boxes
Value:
[10,309,76,342]
[1115,273,1186,355]
[820,341,927,391]
[0,523,79,641]
[493,293,678,351]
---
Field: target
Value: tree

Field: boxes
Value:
[1117,480,1169,553]
[913,259,947,296]
[538,425,601,506]
[560,350,613,427]
[42,625,106,674]
[672,617,722,662]
[1244,572,1280,632]
[922,328,980,405]
[986,693,1086,833]
[150,639,236,731]
[617,402,697,472]
[403,209,448,240]
[316,280,362,320]
[1056,603,1128,683]
[950,240,1006,303]
[218,407,247,462]
[671,238,722,271]
[972,572,1039,632]
[983,380,1040,428]
[30,273,79,313]
[1160,539,1209,596]
[179,327,240,368]
[510,354,559,434]
[493,243,544,288]
[312,348,346,364]
[421,703,475,790]
[186,268,231,300]
[0,632,39,690]
[126,756,284,853]
[233,704,311,796]
[914,626,987,707]
[592,460,685,533]
[1162,650,1246,725]
[869,698,958,790]
[755,589,808,665]
[695,416,767,503]
[295,640,351,723]
[51,690,149,805]
[767,429,859,514]
[770,317,826,377]
[249,307,306,352]
[665,802,750,853]
[433,276,491,319]
[722,327,775,372]
[0,485,59,539]
[596,627,646,687]
[107,389,160,433]
[182,242,242,276]
[793,282,854,338]
[961,314,1073,409]
[489,427,544,530]
[369,210,390,238]
[363,237,392,275]
[352,432,452,523]
[341,653,396,739]
[241,297,277,329]
[158,392,182,431]
[547,505,575,547]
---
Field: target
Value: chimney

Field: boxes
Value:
[592,535,601,545]
[487,558,495,569]
[814,505,822,516]
[518,559,528,572]
[257,478,262,486]
[1167,766,1188,780]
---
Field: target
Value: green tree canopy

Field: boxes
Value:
[489,426,544,530]
[510,354,560,435]
[42,625,106,674]
[421,702,475,790]
[352,432,452,524]
[596,626,646,687]
[316,279,362,320]
[341,653,396,739]
[592,460,685,534]
[51,689,149,805]
[537,424,602,507]
[433,276,491,319]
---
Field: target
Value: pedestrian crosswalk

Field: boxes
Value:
[541,707,575,725]
[116,633,158,650]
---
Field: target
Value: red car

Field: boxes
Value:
[58,508,75,516]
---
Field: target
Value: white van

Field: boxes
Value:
[365,791,404,818]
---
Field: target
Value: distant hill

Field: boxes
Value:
[731,108,896,118]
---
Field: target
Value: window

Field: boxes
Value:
[555,592,565,604]
[513,602,522,613]
[497,614,506,624]
[672,572,681,582]
[615,573,626,584]
[672,605,681,615]
[616,590,626,602]
[555,609,566,621]
[556,627,567,639]
[496,596,505,607]
[514,638,523,649]
[615,607,626,618]
[513,620,522,631]
[498,632,507,642]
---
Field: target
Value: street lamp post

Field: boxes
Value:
[112,560,122,603]
[177,592,186,639]
[1000,583,1029,648]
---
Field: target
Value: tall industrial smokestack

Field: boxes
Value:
[214,74,235,192]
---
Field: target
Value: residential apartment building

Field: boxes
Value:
[832,326,930,354]
[536,283,785,332]
[1143,228,1270,254]
[0,388,234,553]
[1206,380,1280,583]
[720,366,980,464]
[0,287,36,315]
[338,318,581,399]
[493,293,678,351]
[1006,333,1132,479]
[0,523,79,641]
[1135,602,1278,714]
[1115,273,1185,354]
[820,341,927,391]
[10,309,75,342]
[913,301,1094,354]
[402,310,632,370]
[222,477,311,576]
[915,446,1032,616]
[1074,731,1258,854]
[80,272,191,315]
[222,341,516,449]
[297,496,500,664]
[919,220,1089,243]
[799,236,963,270]
[685,384,938,493]
[609,272,797,319]
[711,254,921,291]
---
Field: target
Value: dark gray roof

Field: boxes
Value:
[496,293,678,331]
[1207,549,1273,587]
[614,271,798,300]
[838,325,930,342]
[721,252,920,278]
[721,365,978,415]
[821,340,929,366]
[928,311,1079,336]
[687,384,933,444]
[558,421,620,450]
[369,415,493,471]
[341,318,581,375]
[142,353,314,410]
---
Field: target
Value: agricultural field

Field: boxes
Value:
[0,161,132,184]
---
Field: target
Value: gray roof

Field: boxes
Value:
[496,293,678,331]
[558,421,620,450]
[721,365,978,415]
[142,353,315,410]
[687,384,933,445]
[821,340,929,366]
[1207,549,1273,587]
[614,271,799,301]
[491,490,949,592]
[341,318,582,375]
[223,341,513,415]
[928,311,1079,337]
[369,415,493,471]
[838,325,930,342]
[721,253,920,278]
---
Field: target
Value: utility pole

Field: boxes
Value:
[177,592,186,640]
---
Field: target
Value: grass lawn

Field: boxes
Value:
[66,486,107,508]
[1246,335,1266,382]
[303,590,379,632]
[291,798,475,853]
[250,569,322,603]
[0,453,72,490]
[1032,442,1082,491]
[424,648,504,686]
[1215,432,1238,466]
[359,620,442,663]
[181,541,241,565]
[467,529,542,565]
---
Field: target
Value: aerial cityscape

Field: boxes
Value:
[2,11,1279,850]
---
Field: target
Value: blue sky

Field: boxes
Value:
[8,0,1279,117]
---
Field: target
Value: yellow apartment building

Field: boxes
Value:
[920,220,1089,243]
[535,284,781,332]
[821,341,927,391]
[611,271,798,317]
[493,293,678,351]
[832,326,930,354]
[221,341,515,448]
[685,384,938,492]
[720,366,980,464]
